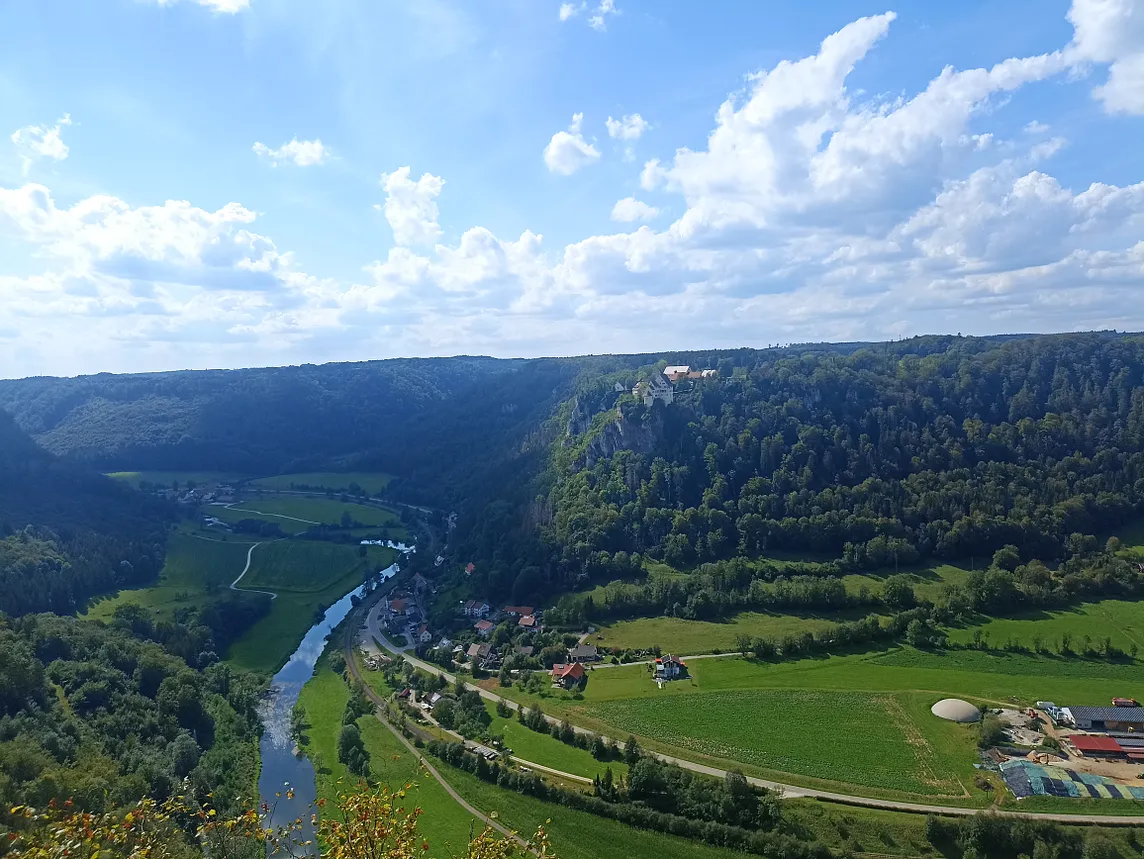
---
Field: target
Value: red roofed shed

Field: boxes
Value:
[1071,736,1124,756]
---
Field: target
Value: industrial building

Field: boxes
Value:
[1062,706,1144,732]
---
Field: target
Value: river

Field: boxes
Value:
[256,542,411,848]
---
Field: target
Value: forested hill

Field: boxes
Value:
[455,332,1144,601]
[0,356,524,473]
[0,411,170,615]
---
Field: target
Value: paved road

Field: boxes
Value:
[364,628,1144,825]
[342,599,528,850]
[228,541,279,599]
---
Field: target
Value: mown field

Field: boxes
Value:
[250,472,393,495]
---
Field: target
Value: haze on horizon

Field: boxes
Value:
[1,0,1143,379]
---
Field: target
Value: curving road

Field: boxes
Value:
[228,541,279,600]
[362,618,1144,826]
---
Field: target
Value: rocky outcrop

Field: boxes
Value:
[580,403,664,469]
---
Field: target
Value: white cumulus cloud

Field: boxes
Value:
[543,113,601,175]
[11,115,72,174]
[606,113,649,141]
[558,3,581,21]
[611,197,659,222]
[252,138,329,167]
[1067,0,1144,114]
[378,167,445,247]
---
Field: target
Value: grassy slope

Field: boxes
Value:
[592,611,849,652]
[250,472,393,494]
[946,600,1144,654]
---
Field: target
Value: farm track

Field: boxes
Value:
[228,541,279,599]
[364,623,1144,825]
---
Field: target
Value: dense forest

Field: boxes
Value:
[5,333,1144,607]
[0,411,172,615]
[0,612,264,845]
[455,333,1144,602]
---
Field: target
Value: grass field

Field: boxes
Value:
[590,612,841,652]
[584,689,968,796]
[947,600,1144,654]
[227,542,398,674]
[226,496,401,529]
[297,655,482,853]
[85,529,257,621]
[484,701,629,781]
[841,563,972,603]
[493,648,1144,804]
[250,472,393,495]
[107,470,246,488]
[241,541,396,593]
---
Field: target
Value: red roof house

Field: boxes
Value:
[550,662,586,688]
[474,619,495,636]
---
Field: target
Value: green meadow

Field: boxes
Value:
[250,472,393,495]
[106,470,247,488]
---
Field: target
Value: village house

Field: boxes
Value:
[550,662,587,689]
[517,614,539,630]
[663,365,691,382]
[474,619,495,637]
[388,598,408,616]
[464,562,476,575]
[655,654,687,680]
[466,642,493,662]
[515,645,535,658]
[503,605,534,618]
[633,373,674,407]
[412,573,429,594]
[567,643,599,663]
[416,624,433,645]
[462,600,491,618]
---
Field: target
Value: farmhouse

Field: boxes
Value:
[551,662,587,689]
[416,624,433,644]
[655,654,687,680]
[503,605,534,617]
[389,598,407,616]
[462,600,491,618]
[518,614,539,629]
[474,619,495,637]
[567,643,599,663]
[1063,706,1144,732]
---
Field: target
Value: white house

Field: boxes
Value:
[462,600,491,618]
[633,374,674,407]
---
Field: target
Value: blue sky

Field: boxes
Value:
[1,0,1142,377]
